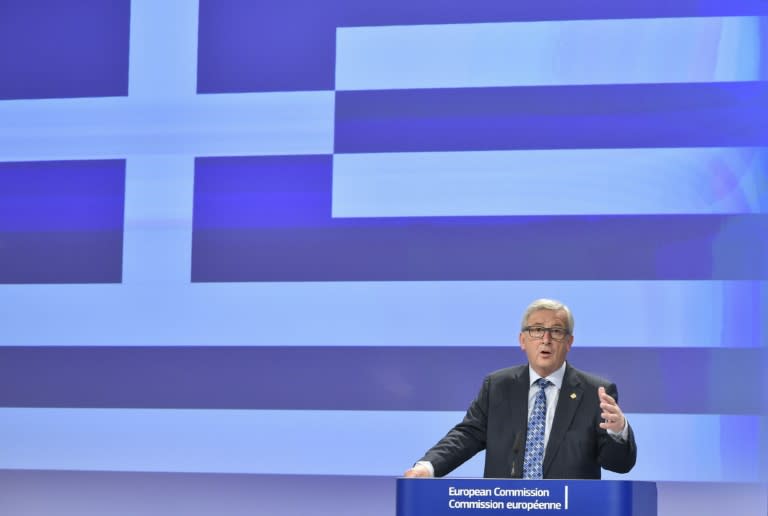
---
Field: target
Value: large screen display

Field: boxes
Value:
[0,1,766,514]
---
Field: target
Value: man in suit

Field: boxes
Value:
[404,298,636,479]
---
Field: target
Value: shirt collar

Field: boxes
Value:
[528,362,567,390]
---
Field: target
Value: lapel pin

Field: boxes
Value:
[570,393,577,399]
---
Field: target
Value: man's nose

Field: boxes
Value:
[541,330,551,343]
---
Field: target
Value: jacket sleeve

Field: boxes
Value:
[419,376,490,477]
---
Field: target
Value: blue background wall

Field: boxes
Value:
[0,1,766,514]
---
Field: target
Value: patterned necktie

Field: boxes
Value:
[522,378,551,479]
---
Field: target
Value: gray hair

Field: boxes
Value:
[520,298,574,335]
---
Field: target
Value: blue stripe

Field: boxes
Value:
[0,0,130,100]
[0,347,763,414]
[334,82,768,153]
[0,160,125,284]
[0,160,126,231]
[193,155,333,227]
[0,232,123,284]
[0,408,758,481]
[191,215,768,281]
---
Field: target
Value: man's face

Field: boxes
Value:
[519,309,573,377]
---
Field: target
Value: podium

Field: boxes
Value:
[396,478,657,516]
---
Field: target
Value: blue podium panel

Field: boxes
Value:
[397,478,657,516]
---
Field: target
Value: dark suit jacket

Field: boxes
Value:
[420,362,637,479]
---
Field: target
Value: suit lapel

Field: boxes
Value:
[507,366,529,476]
[511,366,530,424]
[543,364,583,476]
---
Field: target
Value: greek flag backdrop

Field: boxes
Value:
[1,1,767,515]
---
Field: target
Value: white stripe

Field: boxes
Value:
[0,92,334,162]
[333,148,767,217]
[120,1,199,284]
[336,17,761,90]
[0,281,762,347]
[0,408,755,482]
[122,156,195,284]
[128,0,199,99]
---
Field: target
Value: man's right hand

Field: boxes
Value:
[403,464,431,477]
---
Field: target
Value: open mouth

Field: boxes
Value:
[539,349,553,359]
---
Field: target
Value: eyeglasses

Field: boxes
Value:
[523,326,570,341]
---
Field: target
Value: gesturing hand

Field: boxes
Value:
[598,386,626,433]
